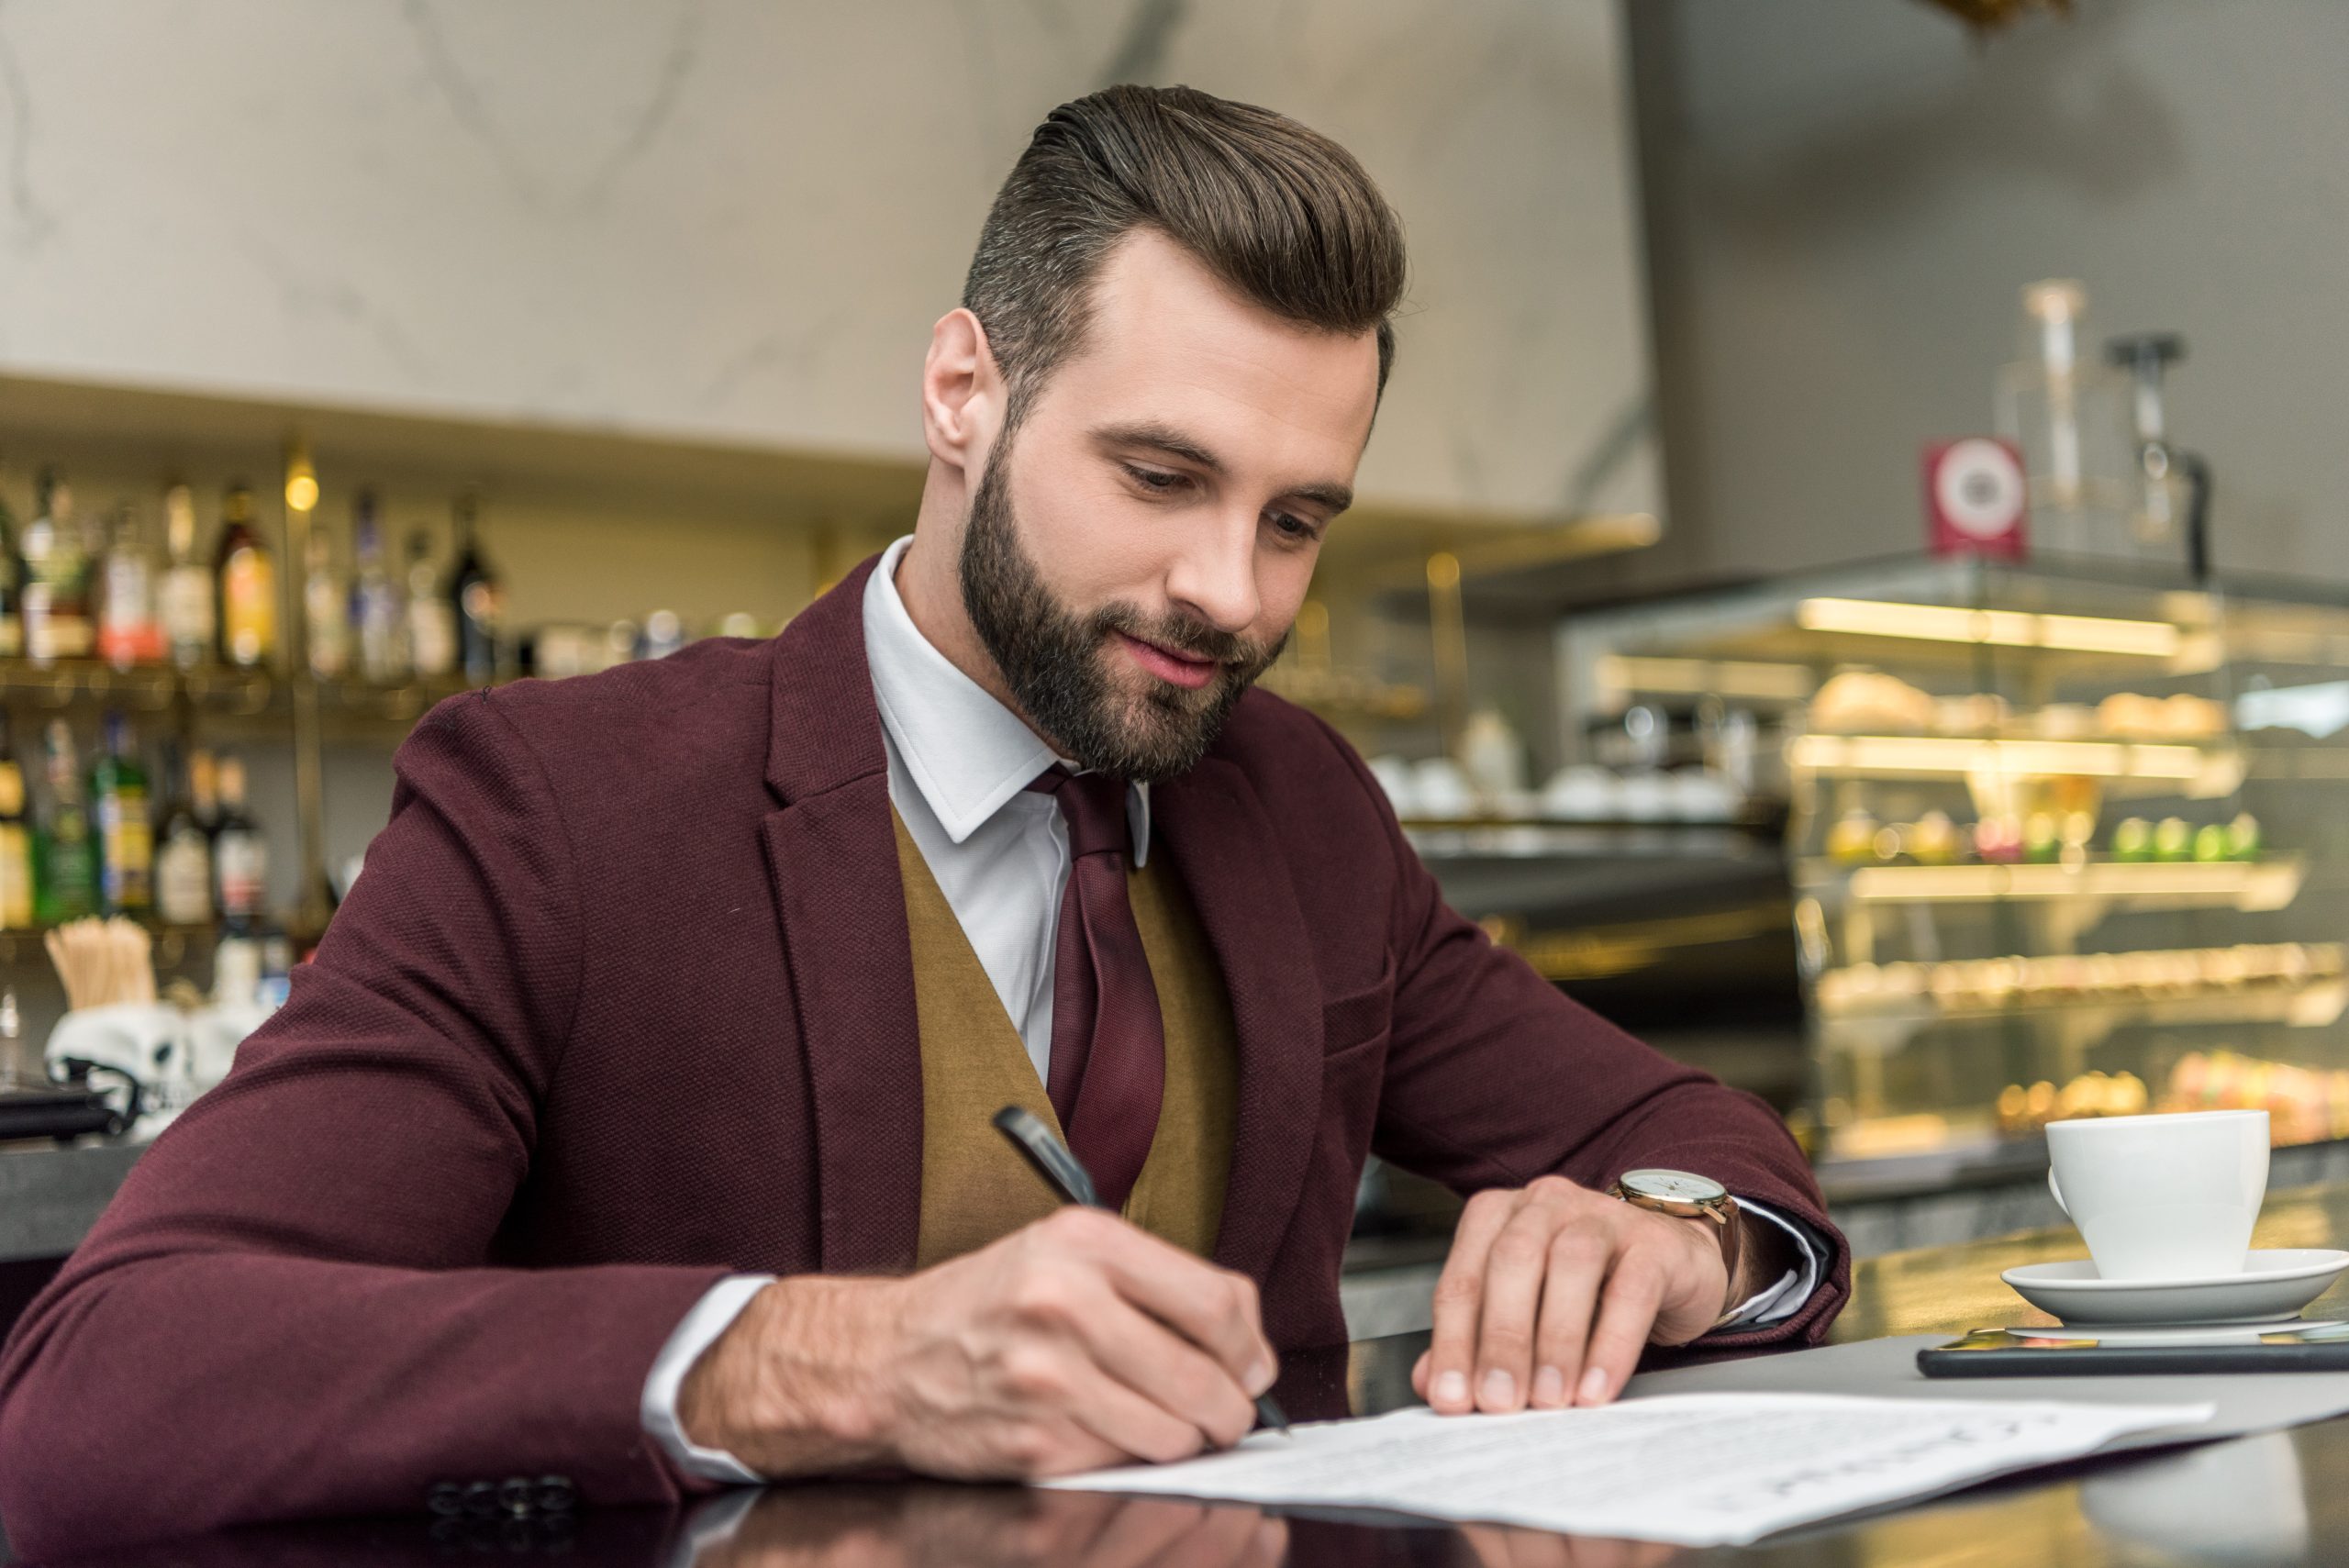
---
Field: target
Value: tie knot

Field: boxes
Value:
[1030,766,1131,860]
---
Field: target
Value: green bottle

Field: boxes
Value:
[90,710,151,916]
[35,718,96,924]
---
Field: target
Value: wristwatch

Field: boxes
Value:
[1609,1168,1745,1329]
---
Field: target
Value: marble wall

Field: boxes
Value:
[0,0,1658,525]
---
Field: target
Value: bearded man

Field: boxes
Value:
[0,85,1845,1559]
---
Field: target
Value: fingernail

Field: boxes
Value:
[1479,1368,1515,1408]
[1532,1365,1565,1407]
[1432,1370,1468,1407]
[1578,1365,1609,1404]
[1245,1359,1274,1395]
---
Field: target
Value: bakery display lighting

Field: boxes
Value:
[1787,732,2223,785]
[1795,596,2183,657]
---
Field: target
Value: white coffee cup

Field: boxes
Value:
[2045,1109,2269,1281]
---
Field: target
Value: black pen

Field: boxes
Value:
[992,1104,1290,1437]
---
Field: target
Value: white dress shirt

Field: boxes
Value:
[639,535,1820,1482]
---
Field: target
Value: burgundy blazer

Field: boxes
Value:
[0,557,1846,1558]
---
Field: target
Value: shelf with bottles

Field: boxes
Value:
[0,706,274,955]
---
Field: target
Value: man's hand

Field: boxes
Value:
[1410,1176,1748,1417]
[677,1207,1277,1480]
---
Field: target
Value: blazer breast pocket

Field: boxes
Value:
[1319,953,1396,1064]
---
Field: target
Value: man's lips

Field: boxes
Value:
[1114,629,1219,691]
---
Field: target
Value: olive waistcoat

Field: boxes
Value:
[891,809,1239,1268]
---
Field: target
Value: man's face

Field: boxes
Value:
[959,228,1381,783]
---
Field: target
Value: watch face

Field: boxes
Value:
[1620,1168,1727,1206]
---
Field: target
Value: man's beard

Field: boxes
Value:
[959,445,1285,784]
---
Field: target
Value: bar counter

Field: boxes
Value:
[17,1184,2349,1568]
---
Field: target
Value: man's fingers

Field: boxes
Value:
[1052,1357,1216,1470]
[1576,1252,1666,1407]
[1070,1213,1275,1392]
[1528,1224,1609,1409]
[1469,1200,1562,1412]
[1426,1190,1519,1413]
[1071,1291,1258,1451]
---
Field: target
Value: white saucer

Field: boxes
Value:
[2002,1249,2349,1327]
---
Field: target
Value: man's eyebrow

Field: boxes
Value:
[1287,480,1354,515]
[1094,420,1353,515]
[1094,420,1225,473]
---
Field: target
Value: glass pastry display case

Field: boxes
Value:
[1556,554,2349,1170]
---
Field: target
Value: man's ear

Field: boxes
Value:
[921,307,1004,475]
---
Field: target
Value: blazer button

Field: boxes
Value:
[498,1477,536,1517]
[424,1482,464,1517]
[462,1479,500,1517]
[535,1474,578,1513]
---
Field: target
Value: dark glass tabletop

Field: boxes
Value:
[18,1182,2349,1568]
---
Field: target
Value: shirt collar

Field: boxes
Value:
[863,535,1151,861]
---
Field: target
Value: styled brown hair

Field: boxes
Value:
[963,84,1406,424]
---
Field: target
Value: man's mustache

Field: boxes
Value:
[1095,606,1282,670]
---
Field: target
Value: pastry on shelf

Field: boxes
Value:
[2033,703,2099,740]
[1933,692,2009,736]
[2095,690,2229,740]
[2164,1050,2349,1147]
[1809,669,1937,734]
[1998,1070,2150,1135]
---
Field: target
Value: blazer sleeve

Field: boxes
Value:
[0,692,729,1560]
[1333,735,1851,1351]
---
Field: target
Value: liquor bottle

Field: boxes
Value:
[90,710,152,916]
[0,715,34,929]
[404,529,456,677]
[34,718,97,925]
[211,754,266,927]
[188,745,220,834]
[348,489,406,684]
[152,740,213,928]
[158,481,215,670]
[0,467,23,660]
[215,483,277,669]
[446,493,503,684]
[95,505,161,669]
[22,469,92,666]
[302,525,350,680]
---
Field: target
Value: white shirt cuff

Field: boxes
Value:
[1712,1199,1825,1330]
[640,1273,775,1485]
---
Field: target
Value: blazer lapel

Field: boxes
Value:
[761,557,923,1273]
[1152,759,1324,1284]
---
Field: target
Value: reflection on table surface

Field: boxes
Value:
[23,1182,2349,1568]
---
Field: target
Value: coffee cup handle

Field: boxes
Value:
[2047,1167,2069,1217]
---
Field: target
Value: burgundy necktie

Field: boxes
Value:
[1029,766,1165,1212]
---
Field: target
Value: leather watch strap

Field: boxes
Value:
[1709,1198,1747,1329]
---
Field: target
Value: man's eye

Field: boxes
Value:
[1124,465,1186,494]
[1268,512,1316,542]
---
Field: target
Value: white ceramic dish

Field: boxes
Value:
[2002,1248,2349,1327]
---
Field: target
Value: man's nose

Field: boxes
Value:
[1163,507,1262,635]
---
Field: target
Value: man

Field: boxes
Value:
[0,86,1844,1556]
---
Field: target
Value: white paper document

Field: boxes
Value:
[1044,1393,2215,1546]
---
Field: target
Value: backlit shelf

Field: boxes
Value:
[1787,733,2243,796]
[1798,857,2306,914]
[1818,976,2349,1041]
